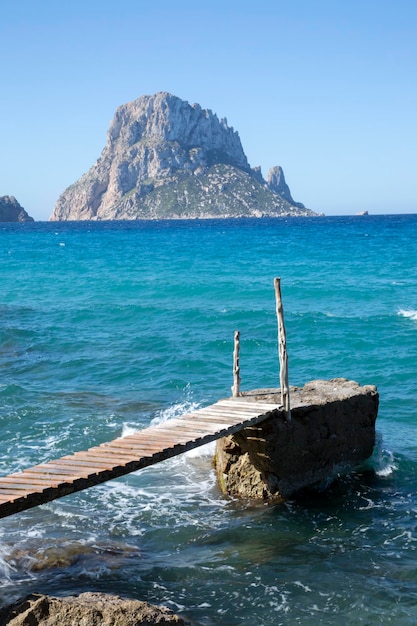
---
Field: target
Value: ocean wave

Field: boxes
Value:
[151,394,218,460]
[150,395,201,427]
[117,382,195,432]
[398,308,417,321]
[121,388,214,459]
[121,392,201,438]
[375,459,398,477]
[369,433,398,477]
[0,545,16,584]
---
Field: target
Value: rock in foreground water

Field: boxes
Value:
[0,593,189,625]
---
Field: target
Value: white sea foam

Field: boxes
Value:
[150,398,201,426]
[398,308,417,321]
[0,547,14,583]
[375,461,397,477]
[43,502,90,521]
[183,441,216,458]
[371,433,398,477]
[122,393,215,459]
[358,498,378,511]
[121,423,139,437]
[294,581,312,592]
[121,387,201,438]
[154,391,222,461]
[79,564,112,579]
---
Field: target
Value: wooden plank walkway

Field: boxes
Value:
[0,398,281,519]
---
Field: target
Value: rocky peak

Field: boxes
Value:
[267,166,306,209]
[0,196,34,222]
[107,92,249,170]
[267,166,293,203]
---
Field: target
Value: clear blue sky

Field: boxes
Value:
[1,0,416,220]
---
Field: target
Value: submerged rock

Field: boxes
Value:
[0,592,189,625]
[7,539,141,573]
[215,379,379,500]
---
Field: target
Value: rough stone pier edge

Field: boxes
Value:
[215,378,379,501]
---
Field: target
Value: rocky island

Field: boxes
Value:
[50,92,316,221]
[0,196,34,222]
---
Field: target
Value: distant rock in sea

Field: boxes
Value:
[0,196,34,222]
[50,92,316,221]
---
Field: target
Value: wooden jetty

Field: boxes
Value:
[0,397,281,520]
[0,277,290,520]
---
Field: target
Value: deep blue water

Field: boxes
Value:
[1,215,417,624]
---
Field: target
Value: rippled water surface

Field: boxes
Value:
[1,215,417,624]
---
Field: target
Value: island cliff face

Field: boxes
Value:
[0,196,34,222]
[50,92,315,221]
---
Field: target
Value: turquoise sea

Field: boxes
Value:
[1,215,417,625]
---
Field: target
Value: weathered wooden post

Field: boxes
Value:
[274,277,291,421]
[231,330,241,397]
